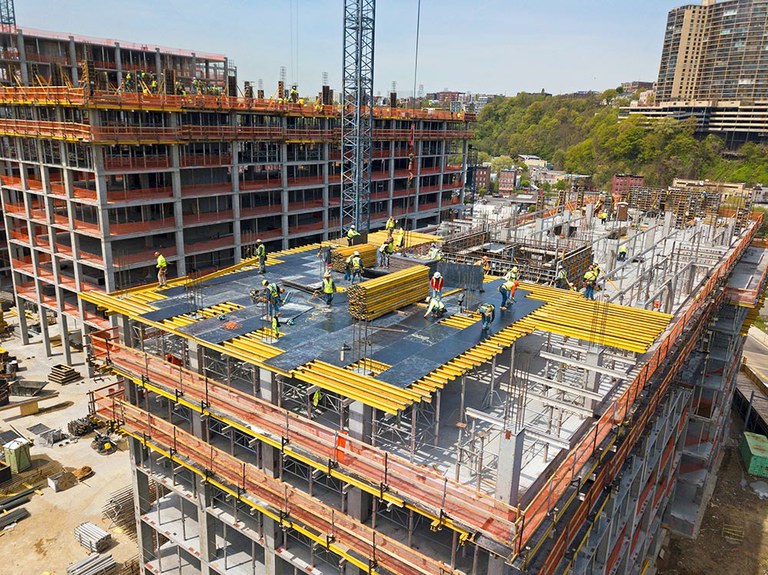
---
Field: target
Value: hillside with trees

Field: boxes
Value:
[473,90,768,189]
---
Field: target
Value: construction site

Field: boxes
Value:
[0,1,766,574]
[74,175,767,575]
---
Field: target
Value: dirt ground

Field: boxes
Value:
[658,416,768,575]
[0,316,137,575]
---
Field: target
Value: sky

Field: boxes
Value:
[17,0,676,97]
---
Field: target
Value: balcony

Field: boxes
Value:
[4,201,25,215]
[183,210,235,227]
[107,186,174,204]
[418,201,440,212]
[84,308,110,329]
[180,153,233,168]
[288,220,325,236]
[287,199,324,214]
[112,246,177,267]
[9,228,30,244]
[180,182,232,198]
[420,167,442,176]
[240,179,282,192]
[184,236,234,255]
[109,218,175,237]
[286,175,324,188]
[242,228,282,243]
[104,156,173,172]
[240,204,283,219]
[29,207,47,223]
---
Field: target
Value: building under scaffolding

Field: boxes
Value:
[83,183,768,575]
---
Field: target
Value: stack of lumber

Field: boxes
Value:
[48,364,82,385]
[347,265,430,320]
[331,244,377,272]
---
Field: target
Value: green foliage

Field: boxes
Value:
[474,92,768,188]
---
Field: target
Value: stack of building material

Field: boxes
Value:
[66,553,117,575]
[0,506,29,529]
[48,364,82,385]
[68,416,99,436]
[103,483,154,537]
[74,522,112,552]
[347,265,430,320]
[331,244,377,272]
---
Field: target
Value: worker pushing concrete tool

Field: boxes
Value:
[499,278,519,310]
[261,279,284,316]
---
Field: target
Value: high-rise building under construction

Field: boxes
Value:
[0,27,472,362]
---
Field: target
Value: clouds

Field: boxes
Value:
[17,0,672,96]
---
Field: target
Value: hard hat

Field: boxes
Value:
[154,251,160,256]
[262,279,268,286]
[425,296,432,303]
[257,239,262,243]
[354,251,360,256]
[434,272,442,279]
[351,224,356,228]
[482,256,489,261]
[511,266,518,272]
[324,271,331,277]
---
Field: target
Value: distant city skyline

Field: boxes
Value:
[18,0,677,97]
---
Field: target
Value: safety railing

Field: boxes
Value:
[520,214,761,570]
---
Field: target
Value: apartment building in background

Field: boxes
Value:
[0,27,473,361]
[624,0,768,145]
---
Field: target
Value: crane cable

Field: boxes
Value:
[404,0,422,245]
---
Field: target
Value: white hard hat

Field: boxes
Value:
[511,266,518,272]
[354,251,360,256]
[350,224,356,228]
[434,272,442,279]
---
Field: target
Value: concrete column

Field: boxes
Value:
[263,517,284,575]
[154,48,162,75]
[584,203,594,229]
[169,115,187,277]
[59,313,72,365]
[231,121,242,264]
[643,225,657,254]
[68,36,79,85]
[114,43,123,85]
[260,372,281,477]
[196,477,216,571]
[16,297,29,344]
[488,429,525,575]
[347,401,373,522]
[322,141,329,239]
[663,211,674,237]
[130,452,155,567]
[280,138,289,249]
[39,304,51,357]
[16,30,28,85]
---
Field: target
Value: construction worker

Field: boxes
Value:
[591,262,601,279]
[347,224,361,246]
[385,216,396,233]
[271,312,282,337]
[583,268,597,301]
[427,243,440,260]
[598,210,608,225]
[478,303,495,331]
[317,244,332,273]
[262,279,283,316]
[430,271,444,301]
[477,255,491,275]
[124,72,134,91]
[554,265,569,289]
[378,241,391,268]
[255,240,266,274]
[351,251,363,284]
[499,278,519,310]
[504,266,519,282]
[394,226,405,249]
[154,251,167,287]
[618,242,628,262]
[322,271,336,306]
[175,81,186,95]
[344,252,354,282]
[289,85,299,103]
[150,78,158,94]
[424,296,447,319]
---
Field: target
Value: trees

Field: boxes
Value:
[474,91,763,188]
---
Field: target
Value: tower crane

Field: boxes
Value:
[340,0,375,237]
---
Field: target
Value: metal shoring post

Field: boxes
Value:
[410,406,417,462]
[476,431,486,491]
[407,508,414,548]
[434,389,441,444]
[460,375,466,423]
